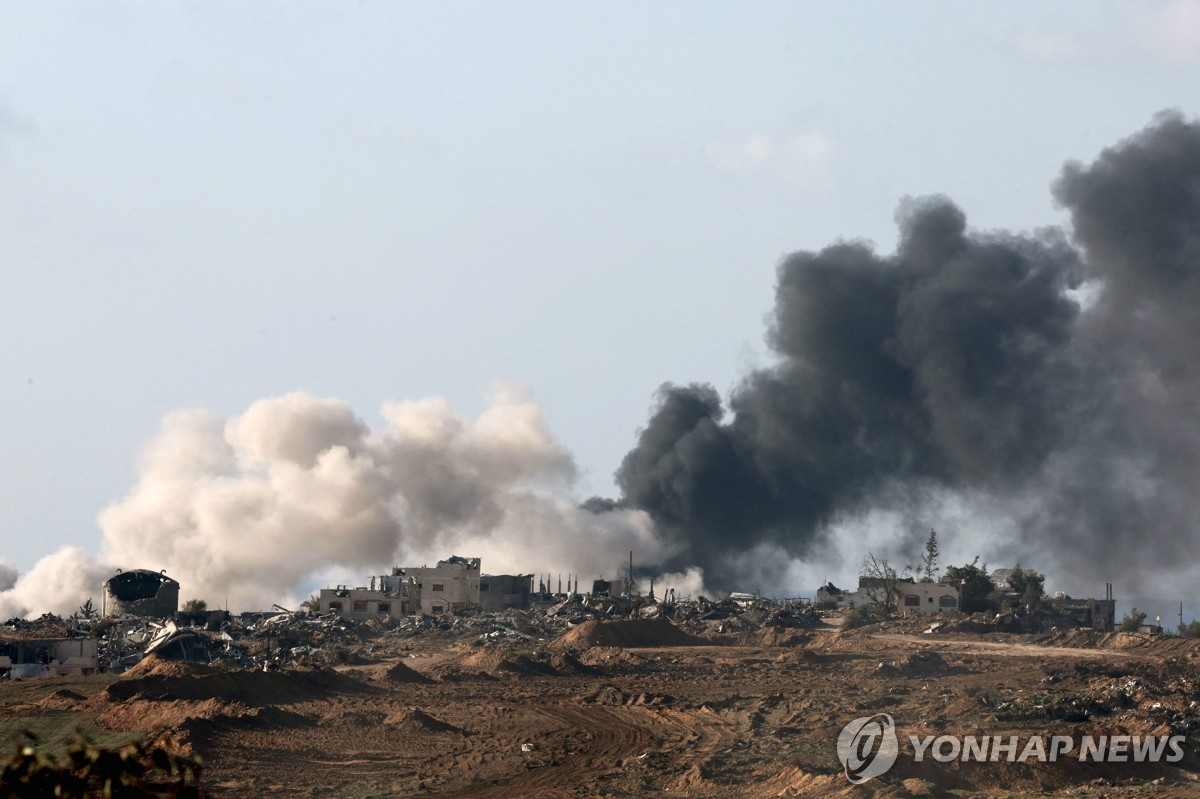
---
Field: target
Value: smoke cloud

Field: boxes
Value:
[3,112,1197,614]
[1,383,687,615]
[86,383,680,610]
[0,548,109,620]
[613,110,1200,593]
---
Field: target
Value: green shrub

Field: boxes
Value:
[0,733,208,797]
[1119,609,1148,633]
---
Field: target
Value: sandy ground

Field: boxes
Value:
[5,620,1200,798]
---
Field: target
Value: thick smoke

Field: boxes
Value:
[0,559,17,592]
[4,112,1197,614]
[0,548,109,619]
[615,111,1200,592]
[1,383,683,615]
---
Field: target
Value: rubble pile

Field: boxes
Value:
[3,592,831,677]
[3,614,83,639]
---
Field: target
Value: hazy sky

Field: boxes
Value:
[2,2,1198,573]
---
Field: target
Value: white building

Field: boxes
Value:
[895,582,960,614]
[817,578,959,614]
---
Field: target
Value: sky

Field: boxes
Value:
[2,2,1198,602]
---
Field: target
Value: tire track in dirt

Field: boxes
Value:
[870,634,1149,660]
[431,699,737,799]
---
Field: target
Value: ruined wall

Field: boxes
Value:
[102,570,180,618]
[319,587,406,621]
[479,574,533,612]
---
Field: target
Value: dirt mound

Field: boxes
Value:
[382,660,434,684]
[91,665,372,708]
[96,696,259,732]
[384,707,466,735]
[772,649,821,665]
[433,644,562,679]
[551,618,706,650]
[37,688,87,709]
[575,646,648,669]
[547,650,599,676]
[124,654,214,678]
[748,628,810,647]
[875,650,963,678]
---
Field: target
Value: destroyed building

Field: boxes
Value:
[404,556,481,615]
[318,556,533,620]
[817,577,960,614]
[478,574,534,612]
[102,569,180,618]
[0,638,98,679]
[1047,583,1117,631]
[319,580,408,622]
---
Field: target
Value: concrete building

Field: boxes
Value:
[895,582,960,614]
[404,556,481,615]
[318,556,533,620]
[479,574,533,612]
[1046,585,1117,632]
[0,638,99,678]
[102,569,180,618]
[318,584,408,622]
[817,578,959,614]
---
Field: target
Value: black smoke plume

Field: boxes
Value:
[612,111,1200,590]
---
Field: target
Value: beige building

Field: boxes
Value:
[404,556,481,615]
[317,556,533,619]
[817,578,959,614]
[895,582,960,614]
[0,638,99,678]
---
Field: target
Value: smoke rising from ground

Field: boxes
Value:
[0,548,109,620]
[613,111,1200,593]
[3,112,1197,614]
[1,384,680,615]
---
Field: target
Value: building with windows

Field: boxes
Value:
[817,577,959,614]
[317,556,532,619]
[895,581,960,614]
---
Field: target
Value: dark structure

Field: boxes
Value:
[1047,583,1117,632]
[478,574,533,612]
[103,569,180,618]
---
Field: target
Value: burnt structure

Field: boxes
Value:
[479,574,534,612]
[103,569,180,618]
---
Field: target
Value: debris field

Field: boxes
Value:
[5,606,1200,797]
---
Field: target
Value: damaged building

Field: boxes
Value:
[1047,584,1118,631]
[0,638,99,679]
[103,569,180,618]
[817,577,960,614]
[318,556,533,620]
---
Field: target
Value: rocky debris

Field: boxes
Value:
[583,686,676,706]
[3,591,831,680]
[551,618,706,650]
[875,650,964,679]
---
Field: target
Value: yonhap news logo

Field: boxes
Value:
[837,713,899,784]
[836,714,1186,784]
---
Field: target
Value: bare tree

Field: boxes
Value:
[860,552,910,612]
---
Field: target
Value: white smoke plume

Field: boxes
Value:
[0,382,692,616]
[0,559,17,593]
[0,548,109,620]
